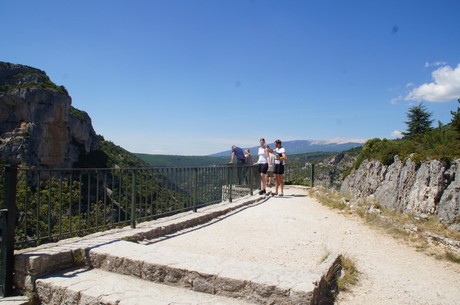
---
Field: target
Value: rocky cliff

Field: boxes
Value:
[0,62,99,167]
[340,156,460,225]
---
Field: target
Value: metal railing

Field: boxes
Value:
[0,165,16,297]
[0,162,313,296]
[283,163,314,186]
[4,165,262,248]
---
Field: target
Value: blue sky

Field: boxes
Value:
[2,0,460,155]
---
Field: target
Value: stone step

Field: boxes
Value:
[86,240,341,305]
[36,267,257,305]
[0,295,29,305]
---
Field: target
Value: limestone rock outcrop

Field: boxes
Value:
[0,62,99,167]
[341,156,460,225]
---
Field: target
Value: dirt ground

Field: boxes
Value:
[147,186,460,305]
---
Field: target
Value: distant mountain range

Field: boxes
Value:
[208,139,365,157]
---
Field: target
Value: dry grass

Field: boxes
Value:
[319,247,332,264]
[308,188,350,211]
[308,187,460,264]
[445,250,460,264]
[337,256,359,292]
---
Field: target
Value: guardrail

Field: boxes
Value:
[284,162,314,186]
[0,162,313,296]
[3,165,265,248]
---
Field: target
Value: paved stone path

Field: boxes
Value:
[8,185,460,304]
[128,186,460,304]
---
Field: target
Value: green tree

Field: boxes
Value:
[402,103,433,137]
[450,98,460,134]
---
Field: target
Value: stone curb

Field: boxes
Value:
[13,195,265,293]
[88,241,320,305]
[35,268,258,305]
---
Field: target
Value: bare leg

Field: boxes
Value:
[275,174,279,194]
[260,173,266,191]
[278,174,284,194]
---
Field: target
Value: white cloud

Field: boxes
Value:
[405,63,460,102]
[390,95,403,105]
[424,61,447,68]
[405,82,414,88]
[391,130,403,139]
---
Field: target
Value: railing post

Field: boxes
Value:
[47,171,52,239]
[1,165,18,297]
[249,165,253,196]
[130,170,136,228]
[311,164,315,187]
[193,168,198,212]
[228,166,233,203]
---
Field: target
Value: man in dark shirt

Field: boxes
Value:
[229,145,246,184]
[229,145,246,165]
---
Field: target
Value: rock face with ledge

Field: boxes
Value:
[0,61,99,167]
[340,156,460,226]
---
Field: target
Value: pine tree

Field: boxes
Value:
[450,98,460,134]
[402,103,433,137]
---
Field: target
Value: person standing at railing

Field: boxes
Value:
[267,152,275,187]
[244,148,253,165]
[229,145,246,184]
[243,148,253,185]
[256,138,269,195]
[229,145,246,165]
[267,139,287,196]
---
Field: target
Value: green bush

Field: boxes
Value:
[0,71,67,94]
[352,126,460,169]
[69,106,88,121]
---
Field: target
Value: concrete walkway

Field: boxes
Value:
[12,186,339,305]
[10,185,460,304]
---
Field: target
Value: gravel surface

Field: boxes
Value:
[147,186,460,305]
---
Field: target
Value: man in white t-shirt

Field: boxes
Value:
[268,139,287,196]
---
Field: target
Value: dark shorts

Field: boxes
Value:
[258,163,268,174]
[274,164,284,175]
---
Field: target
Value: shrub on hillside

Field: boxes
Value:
[352,126,460,170]
[450,99,460,136]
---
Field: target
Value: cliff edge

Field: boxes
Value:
[0,61,99,167]
[341,156,460,227]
